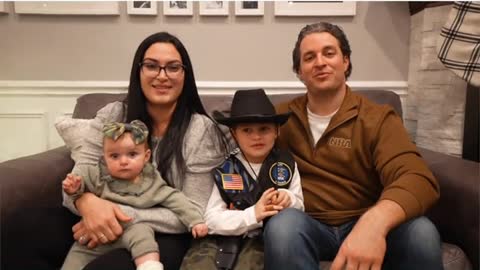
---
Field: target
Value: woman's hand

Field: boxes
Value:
[73,220,99,249]
[254,188,283,222]
[74,193,132,247]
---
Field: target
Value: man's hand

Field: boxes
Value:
[254,188,283,222]
[271,190,291,208]
[62,174,82,195]
[75,193,132,248]
[330,200,406,270]
[192,223,208,239]
[330,219,386,270]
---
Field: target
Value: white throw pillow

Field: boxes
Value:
[55,101,125,165]
[55,116,104,165]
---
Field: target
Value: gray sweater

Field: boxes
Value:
[67,162,204,230]
[63,101,226,233]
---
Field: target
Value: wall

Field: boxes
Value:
[0,1,410,81]
[0,1,411,162]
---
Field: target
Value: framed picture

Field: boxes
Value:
[163,1,193,16]
[199,1,228,16]
[14,2,120,15]
[0,1,6,13]
[235,1,264,16]
[127,1,157,15]
[274,1,356,16]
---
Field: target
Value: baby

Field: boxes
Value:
[62,120,207,270]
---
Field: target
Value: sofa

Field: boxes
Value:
[1,90,478,270]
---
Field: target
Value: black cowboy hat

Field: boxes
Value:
[214,89,291,127]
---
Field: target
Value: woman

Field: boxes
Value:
[63,32,226,270]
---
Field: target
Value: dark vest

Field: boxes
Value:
[213,148,295,210]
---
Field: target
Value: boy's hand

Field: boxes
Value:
[254,187,283,222]
[62,174,82,195]
[192,223,208,238]
[272,190,291,208]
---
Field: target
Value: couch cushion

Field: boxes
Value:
[420,148,479,269]
[71,90,402,120]
[73,93,126,119]
[355,90,402,117]
[200,90,402,118]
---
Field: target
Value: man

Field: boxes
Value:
[264,22,443,270]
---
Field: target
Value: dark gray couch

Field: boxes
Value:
[1,90,478,270]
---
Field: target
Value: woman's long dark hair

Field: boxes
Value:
[125,32,207,183]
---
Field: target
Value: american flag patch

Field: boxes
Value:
[221,174,244,190]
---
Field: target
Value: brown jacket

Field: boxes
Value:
[276,87,439,225]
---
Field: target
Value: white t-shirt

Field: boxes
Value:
[307,107,337,146]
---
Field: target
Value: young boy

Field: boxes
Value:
[61,120,207,270]
[180,89,304,270]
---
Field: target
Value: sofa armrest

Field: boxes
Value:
[1,147,79,270]
[420,148,479,270]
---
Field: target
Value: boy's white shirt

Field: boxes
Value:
[205,152,304,236]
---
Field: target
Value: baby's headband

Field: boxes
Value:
[102,120,149,145]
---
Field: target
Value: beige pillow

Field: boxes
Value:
[55,101,124,165]
[55,116,104,165]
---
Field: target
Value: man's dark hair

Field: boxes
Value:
[292,22,353,79]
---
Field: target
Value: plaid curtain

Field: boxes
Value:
[437,1,480,87]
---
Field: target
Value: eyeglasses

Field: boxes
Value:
[139,61,185,78]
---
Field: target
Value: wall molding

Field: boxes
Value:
[0,112,48,162]
[0,112,46,118]
[0,80,408,96]
[0,80,408,161]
